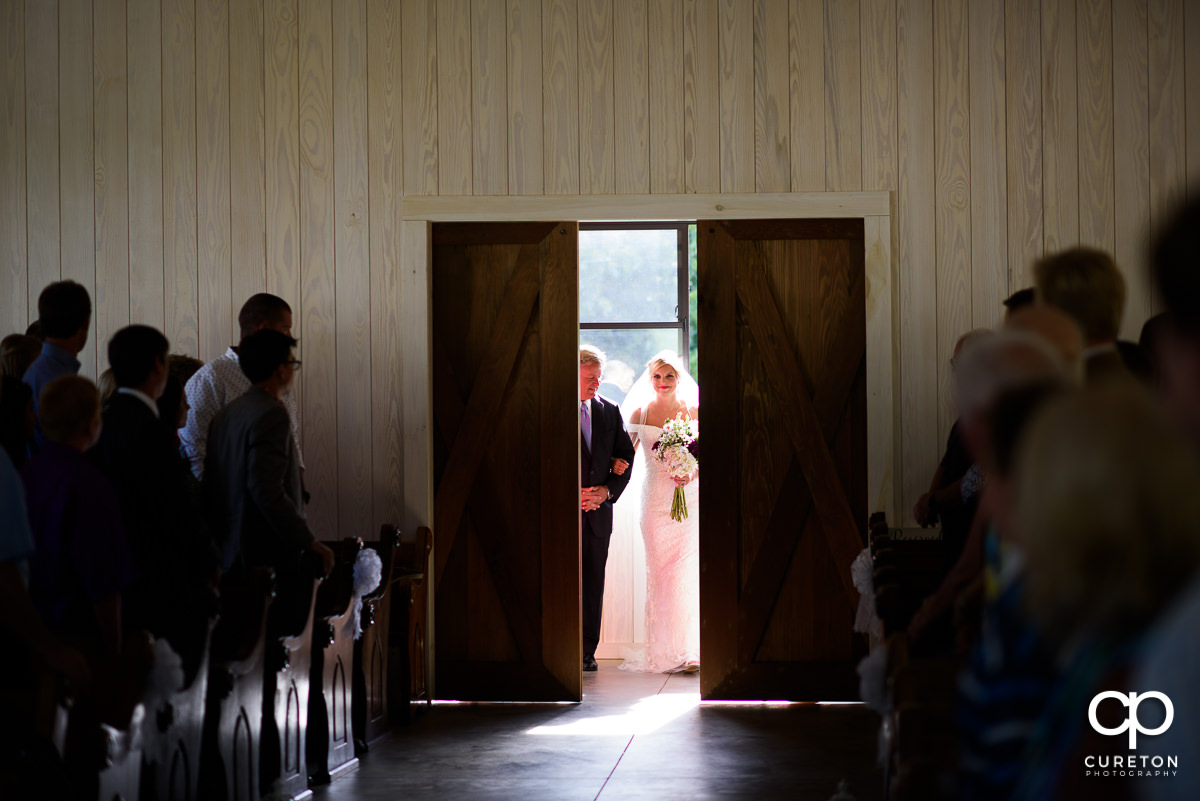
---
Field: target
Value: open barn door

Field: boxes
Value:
[697,219,868,700]
[431,222,580,701]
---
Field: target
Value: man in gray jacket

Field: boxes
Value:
[203,329,332,583]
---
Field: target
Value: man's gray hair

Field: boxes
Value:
[579,344,606,369]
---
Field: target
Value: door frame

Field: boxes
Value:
[399,192,898,699]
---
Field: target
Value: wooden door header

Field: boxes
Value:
[403,192,890,222]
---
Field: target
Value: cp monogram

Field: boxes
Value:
[1088,691,1174,749]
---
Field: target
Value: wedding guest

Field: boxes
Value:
[1133,198,1200,801]
[1033,247,1130,383]
[203,330,332,621]
[0,442,90,688]
[1001,287,1035,321]
[1,334,42,379]
[182,293,302,481]
[97,367,118,410]
[1139,311,1171,390]
[159,355,204,441]
[954,382,1065,801]
[1009,384,1200,800]
[1,336,41,465]
[913,331,992,564]
[89,326,217,669]
[21,376,132,663]
[22,281,91,425]
[21,377,150,768]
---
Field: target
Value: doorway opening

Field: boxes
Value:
[578,222,700,663]
[418,193,897,703]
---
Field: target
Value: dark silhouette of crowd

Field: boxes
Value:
[0,291,332,796]
[879,198,1200,800]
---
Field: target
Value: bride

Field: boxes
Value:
[617,351,700,674]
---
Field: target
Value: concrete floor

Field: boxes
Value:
[313,660,884,801]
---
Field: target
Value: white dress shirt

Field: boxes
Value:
[180,346,303,479]
[116,386,160,418]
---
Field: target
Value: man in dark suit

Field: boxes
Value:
[579,345,635,671]
[90,325,216,670]
[204,330,333,596]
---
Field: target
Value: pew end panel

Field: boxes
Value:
[355,525,401,750]
[307,538,364,785]
[143,615,218,801]
[262,571,322,800]
[200,568,276,801]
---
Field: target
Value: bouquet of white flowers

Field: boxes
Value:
[652,412,699,522]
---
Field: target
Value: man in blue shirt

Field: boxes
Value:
[22,280,91,424]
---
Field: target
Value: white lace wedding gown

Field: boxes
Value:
[619,423,700,673]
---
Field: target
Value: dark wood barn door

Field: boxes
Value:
[431,222,580,701]
[697,219,868,700]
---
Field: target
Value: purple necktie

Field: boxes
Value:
[581,401,592,451]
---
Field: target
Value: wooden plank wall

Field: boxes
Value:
[2,0,1198,530]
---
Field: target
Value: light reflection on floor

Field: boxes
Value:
[527,691,702,736]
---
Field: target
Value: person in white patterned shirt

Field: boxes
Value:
[180,294,303,482]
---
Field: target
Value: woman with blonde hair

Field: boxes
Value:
[618,350,700,673]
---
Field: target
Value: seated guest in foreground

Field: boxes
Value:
[2,435,91,686]
[203,330,332,617]
[1134,198,1200,801]
[182,293,302,481]
[22,281,92,426]
[89,326,216,666]
[1033,247,1131,383]
[954,382,1065,801]
[1008,384,1200,800]
[0,441,90,794]
[21,376,133,665]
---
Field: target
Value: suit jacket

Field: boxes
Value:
[204,386,313,573]
[581,395,635,538]
[90,392,212,586]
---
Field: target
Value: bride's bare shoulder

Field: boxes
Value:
[687,405,699,420]
[628,407,645,425]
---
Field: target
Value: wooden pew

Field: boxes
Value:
[353,525,401,752]
[0,656,72,799]
[141,617,217,801]
[198,568,275,801]
[260,562,322,799]
[881,632,960,801]
[388,526,432,723]
[307,538,362,785]
[872,530,947,638]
